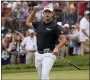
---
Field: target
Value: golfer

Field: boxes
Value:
[26,3,66,80]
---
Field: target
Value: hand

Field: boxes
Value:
[17,57,20,63]
[15,31,20,33]
[3,43,8,48]
[23,50,28,55]
[53,48,59,56]
[33,6,41,12]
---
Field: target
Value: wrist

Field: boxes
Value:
[32,10,37,13]
[55,46,60,50]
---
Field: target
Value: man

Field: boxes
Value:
[69,25,80,56]
[58,23,70,57]
[26,3,66,80]
[21,29,37,64]
[79,10,90,55]
[2,33,12,65]
[63,23,70,34]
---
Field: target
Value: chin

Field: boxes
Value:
[45,18,51,21]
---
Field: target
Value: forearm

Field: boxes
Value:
[21,45,25,51]
[56,35,66,49]
[26,10,36,27]
[5,48,11,53]
[17,52,20,58]
[18,32,24,40]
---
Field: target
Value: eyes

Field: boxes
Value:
[44,10,52,13]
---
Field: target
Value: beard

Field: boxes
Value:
[45,16,52,21]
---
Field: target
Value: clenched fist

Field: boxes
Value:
[53,48,59,56]
[33,6,41,12]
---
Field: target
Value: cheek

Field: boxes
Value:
[49,13,53,17]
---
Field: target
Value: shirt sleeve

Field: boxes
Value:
[7,43,13,52]
[55,25,64,36]
[80,20,86,29]
[32,22,39,30]
[21,38,26,46]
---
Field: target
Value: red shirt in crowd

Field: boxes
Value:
[75,2,88,16]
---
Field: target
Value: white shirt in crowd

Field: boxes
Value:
[69,29,80,39]
[79,17,89,41]
[21,36,37,51]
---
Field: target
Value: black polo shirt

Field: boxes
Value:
[32,20,64,51]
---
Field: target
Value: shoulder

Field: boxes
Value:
[34,36,36,39]
[80,17,86,23]
[24,36,30,40]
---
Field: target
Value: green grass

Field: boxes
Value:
[2,70,89,80]
[2,56,89,80]
[2,55,89,73]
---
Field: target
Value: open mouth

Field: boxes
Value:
[46,16,49,18]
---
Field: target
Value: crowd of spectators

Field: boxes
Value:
[1,1,90,65]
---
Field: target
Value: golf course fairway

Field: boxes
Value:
[2,70,89,80]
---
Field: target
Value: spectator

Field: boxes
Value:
[1,2,13,33]
[75,2,88,19]
[87,1,90,10]
[14,31,25,64]
[22,2,29,19]
[63,23,70,35]
[63,4,78,26]
[12,2,25,30]
[59,23,70,57]
[2,2,9,16]
[2,33,12,65]
[68,25,80,56]
[21,29,37,64]
[9,33,17,64]
[79,10,90,55]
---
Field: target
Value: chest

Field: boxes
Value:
[36,23,55,36]
[26,37,35,44]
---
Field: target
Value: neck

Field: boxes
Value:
[85,16,89,20]
[44,19,52,24]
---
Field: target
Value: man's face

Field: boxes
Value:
[30,33,35,38]
[71,27,76,31]
[5,37,11,43]
[64,27,69,32]
[17,4,21,9]
[43,10,54,21]
[3,3,7,8]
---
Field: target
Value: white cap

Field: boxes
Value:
[84,10,90,15]
[71,25,76,28]
[63,23,69,28]
[43,3,53,12]
[17,2,21,5]
[5,33,11,38]
[57,22,62,26]
[28,29,35,33]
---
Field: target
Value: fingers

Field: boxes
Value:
[17,58,20,63]
[53,48,59,56]
[33,6,41,12]
[53,52,59,56]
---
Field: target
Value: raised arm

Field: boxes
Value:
[26,7,40,27]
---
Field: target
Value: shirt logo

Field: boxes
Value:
[61,31,64,33]
[46,28,51,31]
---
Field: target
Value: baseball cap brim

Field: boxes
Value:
[43,3,53,12]
[84,10,90,15]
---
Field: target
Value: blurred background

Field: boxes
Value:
[1,1,90,65]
